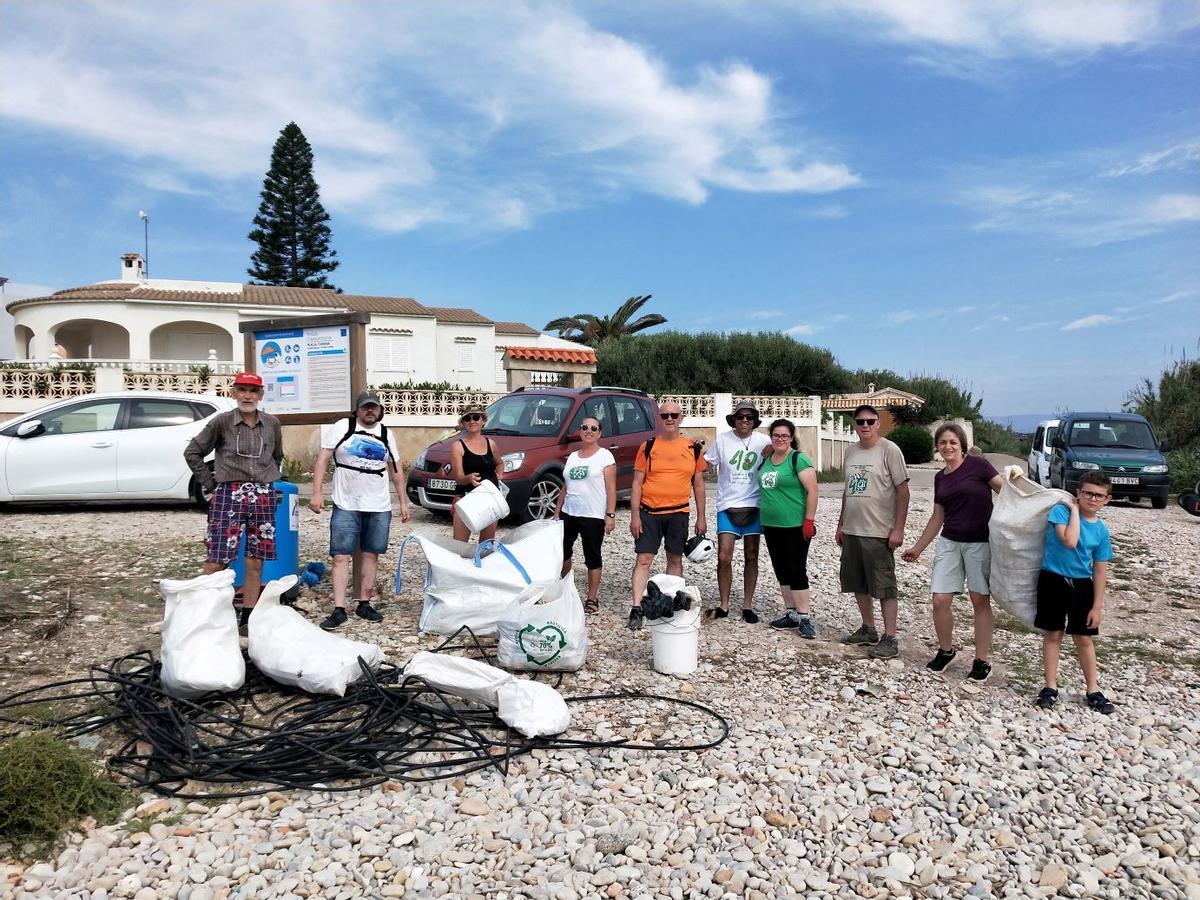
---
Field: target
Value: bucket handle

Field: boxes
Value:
[394,534,419,595]
[474,539,532,585]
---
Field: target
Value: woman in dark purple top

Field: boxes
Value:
[902,424,1003,681]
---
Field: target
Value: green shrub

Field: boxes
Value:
[889,425,934,464]
[1167,449,1200,494]
[974,419,1029,456]
[0,731,126,856]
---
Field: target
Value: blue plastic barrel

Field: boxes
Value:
[231,480,301,598]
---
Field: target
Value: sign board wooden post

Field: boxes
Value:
[239,313,375,601]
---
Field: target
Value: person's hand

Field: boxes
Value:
[1087,605,1103,629]
[308,494,324,514]
[888,528,904,550]
[835,525,844,547]
[901,546,920,563]
[802,518,816,541]
[694,518,707,536]
[468,472,482,487]
[604,517,615,535]
[630,513,643,539]
[400,502,411,523]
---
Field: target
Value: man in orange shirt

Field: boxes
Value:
[628,401,707,629]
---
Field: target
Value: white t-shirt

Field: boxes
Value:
[703,430,772,511]
[561,448,615,519]
[320,420,400,513]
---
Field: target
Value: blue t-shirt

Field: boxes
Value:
[1041,503,1113,579]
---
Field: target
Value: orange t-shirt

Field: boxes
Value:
[635,437,706,513]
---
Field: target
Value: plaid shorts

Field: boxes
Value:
[205,482,277,564]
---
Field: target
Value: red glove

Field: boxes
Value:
[802,518,816,540]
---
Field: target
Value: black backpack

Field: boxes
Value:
[332,417,397,477]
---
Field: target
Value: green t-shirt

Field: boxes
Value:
[757,450,813,527]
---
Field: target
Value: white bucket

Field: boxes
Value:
[456,480,510,534]
[646,604,701,675]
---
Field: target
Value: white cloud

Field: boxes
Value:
[1102,139,1200,177]
[1154,290,1195,304]
[0,2,859,234]
[1145,193,1200,223]
[785,323,816,335]
[1061,313,1117,331]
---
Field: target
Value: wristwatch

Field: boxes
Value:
[606,513,616,518]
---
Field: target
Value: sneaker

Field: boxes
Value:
[966,659,992,682]
[1035,687,1059,709]
[628,607,644,631]
[711,607,729,620]
[321,607,348,631]
[926,648,957,672]
[797,615,816,640]
[840,624,879,645]
[1086,691,1115,715]
[355,601,384,622]
[742,609,760,624]
[769,610,801,630]
[868,634,899,659]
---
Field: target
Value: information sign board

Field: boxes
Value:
[254,324,352,415]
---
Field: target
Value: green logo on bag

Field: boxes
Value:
[518,623,567,666]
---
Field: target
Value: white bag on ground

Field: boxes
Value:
[496,575,588,672]
[402,520,564,636]
[159,569,244,698]
[989,472,1072,626]
[247,575,383,696]
[403,651,515,706]
[496,680,571,737]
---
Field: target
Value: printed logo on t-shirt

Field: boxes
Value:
[568,465,590,480]
[761,470,778,489]
[345,435,387,466]
[727,449,759,471]
[848,467,870,496]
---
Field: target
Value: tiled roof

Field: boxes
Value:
[493,321,541,335]
[243,285,339,307]
[826,386,925,408]
[338,294,433,316]
[427,306,493,325]
[504,346,597,364]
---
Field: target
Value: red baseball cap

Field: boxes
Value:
[232,372,263,387]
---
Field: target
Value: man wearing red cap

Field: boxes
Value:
[184,372,284,628]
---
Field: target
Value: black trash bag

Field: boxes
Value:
[641,581,694,621]
[1179,492,1200,518]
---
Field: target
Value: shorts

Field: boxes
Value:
[839,534,897,600]
[635,509,689,556]
[1034,569,1099,636]
[762,525,811,590]
[930,537,991,595]
[562,513,605,570]
[717,508,762,538]
[205,481,277,565]
[330,507,392,556]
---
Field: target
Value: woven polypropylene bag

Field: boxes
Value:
[988,473,1071,626]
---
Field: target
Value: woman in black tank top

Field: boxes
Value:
[450,405,504,542]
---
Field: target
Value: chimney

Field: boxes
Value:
[120,252,145,282]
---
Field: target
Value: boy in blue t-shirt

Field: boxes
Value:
[1033,471,1116,714]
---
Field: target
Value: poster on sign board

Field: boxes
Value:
[254,325,351,415]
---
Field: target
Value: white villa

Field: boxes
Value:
[6,253,583,392]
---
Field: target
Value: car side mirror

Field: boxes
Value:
[1051,434,1065,449]
[16,420,44,438]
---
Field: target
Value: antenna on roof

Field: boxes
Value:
[138,210,150,278]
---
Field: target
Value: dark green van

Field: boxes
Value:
[1049,411,1170,508]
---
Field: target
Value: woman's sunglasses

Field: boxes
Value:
[579,424,601,432]
[461,413,484,422]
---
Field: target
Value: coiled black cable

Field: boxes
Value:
[0,628,729,799]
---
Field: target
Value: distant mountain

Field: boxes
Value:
[989,413,1056,434]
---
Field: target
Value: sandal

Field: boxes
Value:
[584,596,600,614]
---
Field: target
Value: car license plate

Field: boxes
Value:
[1110,476,1138,485]
[428,478,457,491]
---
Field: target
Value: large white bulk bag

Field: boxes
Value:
[247,575,383,696]
[159,569,245,698]
[497,575,588,672]
[988,472,1072,626]
[403,651,515,707]
[398,520,564,636]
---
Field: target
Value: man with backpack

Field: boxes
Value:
[310,390,410,629]
[628,401,707,630]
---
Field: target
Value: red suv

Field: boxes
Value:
[406,386,662,522]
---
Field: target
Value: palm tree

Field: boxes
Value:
[544,294,667,345]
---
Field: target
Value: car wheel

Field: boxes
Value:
[1151,495,1168,509]
[191,463,215,508]
[523,473,563,522]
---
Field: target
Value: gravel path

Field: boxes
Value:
[2,477,1199,898]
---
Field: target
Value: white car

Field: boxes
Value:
[1027,418,1060,485]
[0,391,237,505]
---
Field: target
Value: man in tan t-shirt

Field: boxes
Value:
[836,404,910,659]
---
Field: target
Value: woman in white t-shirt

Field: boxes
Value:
[552,416,616,614]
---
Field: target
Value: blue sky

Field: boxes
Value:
[1,1,1197,418]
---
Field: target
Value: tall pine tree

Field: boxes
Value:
[247,122,339,289]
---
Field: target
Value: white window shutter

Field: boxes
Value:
[458,341,474,372]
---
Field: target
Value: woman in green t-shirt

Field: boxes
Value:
[759,419,820,638]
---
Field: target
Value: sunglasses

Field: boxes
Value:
[1080,490,1110,501]
[734,414,756,421]
[579,424,601,432]
[854,418,878,426]
[461,413,484,422]
[660,412,681,420]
